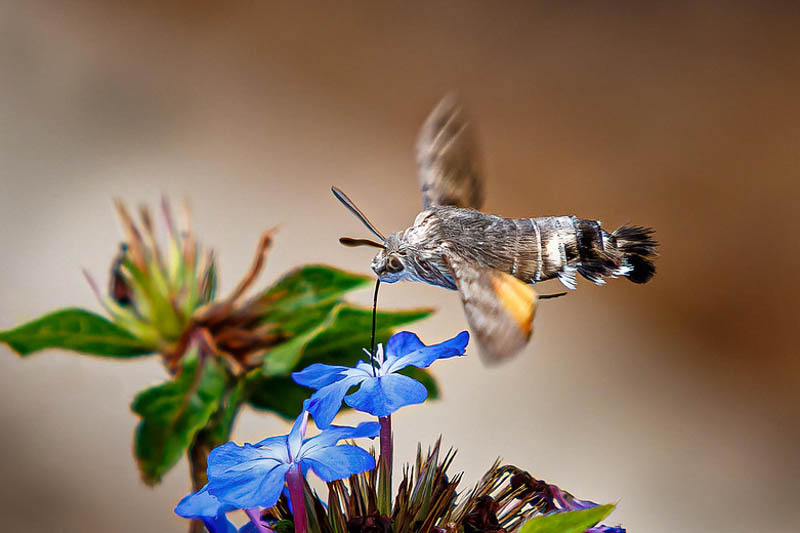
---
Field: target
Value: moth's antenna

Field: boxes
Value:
[331,186,386,241]
[539,292,567,300]
[339,237,386,249]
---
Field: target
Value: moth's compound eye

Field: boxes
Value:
[386,256,404,273]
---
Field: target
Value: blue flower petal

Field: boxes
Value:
[287,411,306,460]
[199,515,238,533]
[383,331,469,373]
[292,363,350,389]
[587,527,626,533]
[174,484,238,533]
[207,443,292,509]
[307,373,367,428]
[355,360,374,374]
[175,484,236,519]
[206,516,238,533]
[344,374,428,418]
[253,435,289,457]
[298,421,380,457]
[300,444,376,482]
[385,331,425,361]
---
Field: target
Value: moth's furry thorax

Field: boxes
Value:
[370,209,456,288]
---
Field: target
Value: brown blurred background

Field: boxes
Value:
[1,2,798,532]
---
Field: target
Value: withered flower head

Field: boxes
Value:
[84,197,282,373]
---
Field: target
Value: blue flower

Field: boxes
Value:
[292,331,469,427]
[206,411,379,509]
[174,483,237,533]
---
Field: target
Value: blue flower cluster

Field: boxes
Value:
[175,330,469,532]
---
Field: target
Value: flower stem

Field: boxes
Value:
[379,416,392,468]
[377,415,392,515]
[286,464,308,533]
[245,508,273,533]
[188,432,213,533]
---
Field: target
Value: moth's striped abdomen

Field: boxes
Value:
[509,215,657,288]
[401,207,657,291]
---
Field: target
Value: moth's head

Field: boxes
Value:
[370,233,409,283]
[331,186,414,282]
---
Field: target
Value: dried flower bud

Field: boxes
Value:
[108,243,132,306]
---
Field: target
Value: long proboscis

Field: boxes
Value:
[331,186,386,241]
[339,237,386,249]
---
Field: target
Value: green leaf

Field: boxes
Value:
[518,504,616,533]
[257,266,373,375]
[0,308,154,357]
[260,265,370,315]
[301,305,433,361]
[187,380,245,489]
[271,300,340,337]
[246,372,310,419]
[261,304,431,376]
[309,330,392,365]
[261,302,342,376]
[203,380,245,446]
[131,352,227,484]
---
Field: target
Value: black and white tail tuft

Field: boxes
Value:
[612,225,658,284]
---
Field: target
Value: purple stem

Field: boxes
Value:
[244,508,273,533]
[379,416,392,469]
[286,464,308,533]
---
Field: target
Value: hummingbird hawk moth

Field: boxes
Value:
[333,95,658,364]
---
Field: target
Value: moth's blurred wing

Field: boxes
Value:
[416,95,485,210]
[445,253,537,364]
